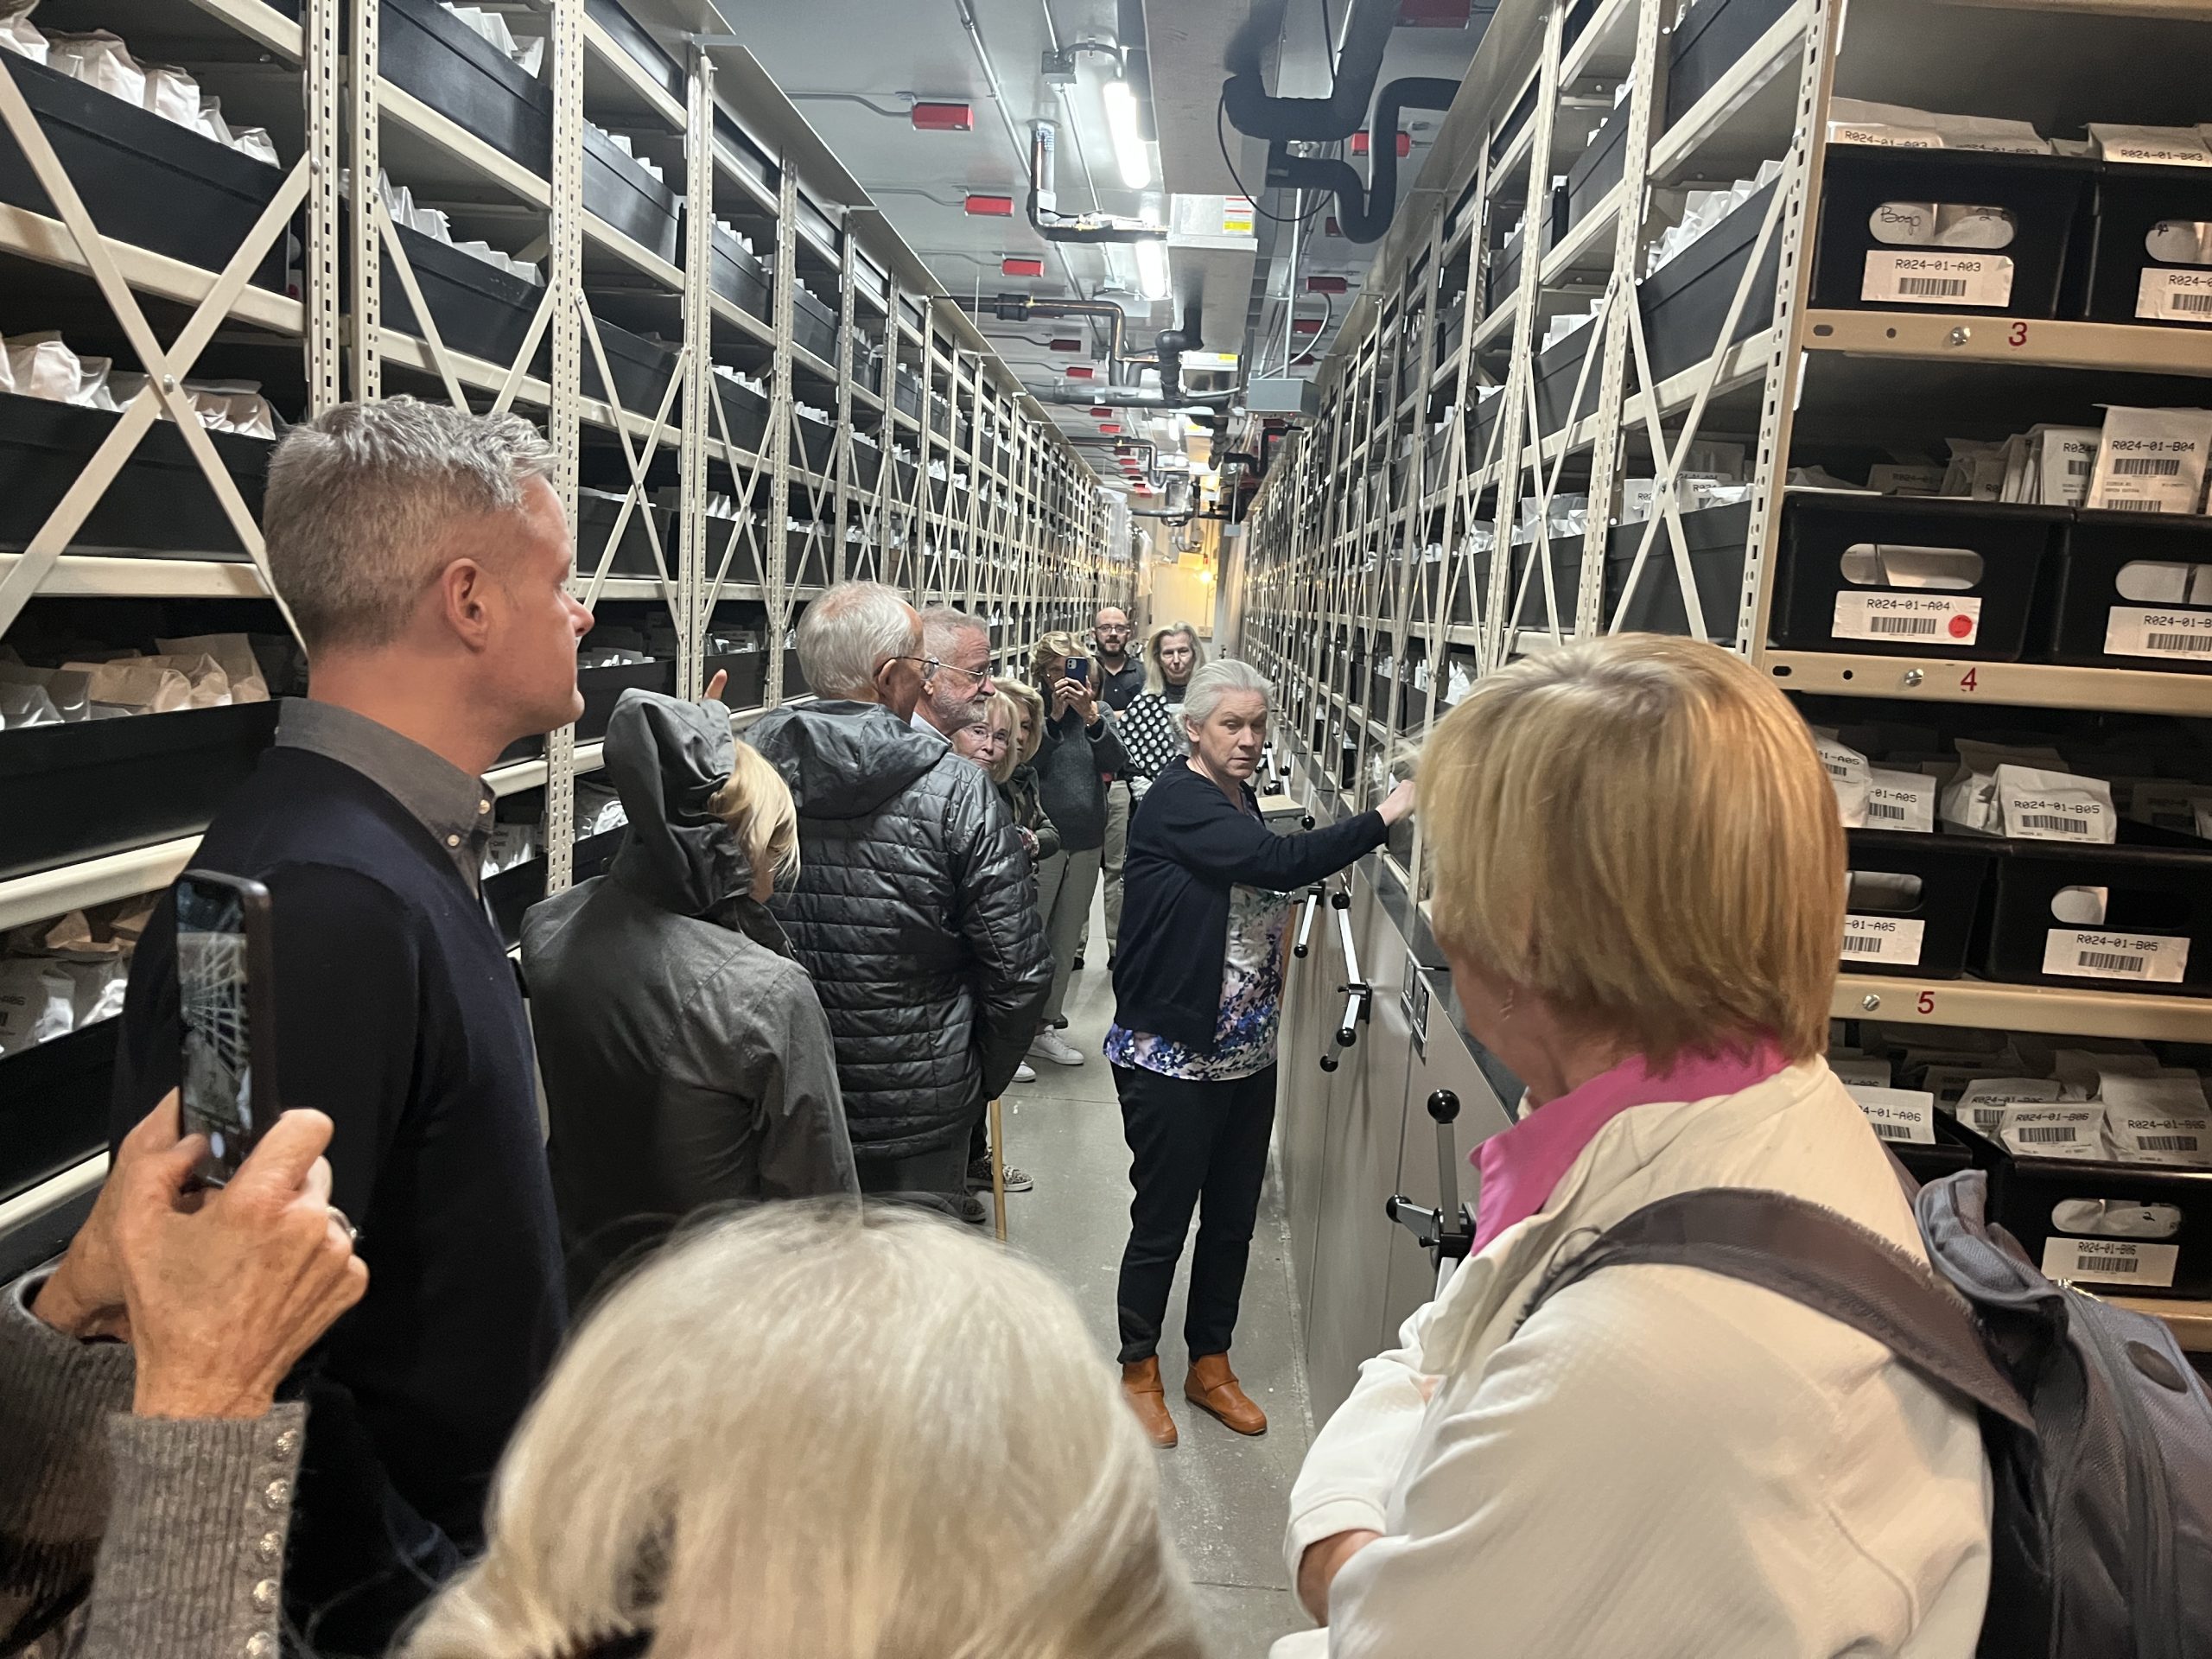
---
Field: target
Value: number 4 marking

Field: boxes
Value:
[1960,668,1979,692]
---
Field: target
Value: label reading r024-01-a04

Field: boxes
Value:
[1861,251,2015,308]
[1833,592,1981,645]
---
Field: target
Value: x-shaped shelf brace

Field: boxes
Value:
[575,296,690,618]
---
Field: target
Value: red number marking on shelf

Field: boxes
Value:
[2008,321,2029,349]
[1960,668,1979,692]
[1916,990,1936,1015]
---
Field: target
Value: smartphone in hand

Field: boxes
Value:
[175,870,278,1186]
[1065,657,1089,686]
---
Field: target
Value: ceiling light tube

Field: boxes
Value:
[1102,77,1152,190]
[1134,236,1170,302]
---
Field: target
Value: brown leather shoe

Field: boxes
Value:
[1121,1357,1179,1448]
[1185,1352,1268,1436]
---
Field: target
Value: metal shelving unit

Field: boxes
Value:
[0,0,1129,1224]
[1241,0,2212,1044]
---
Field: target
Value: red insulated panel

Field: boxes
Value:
[1090,406,1113,416]
[1325,217,1342,237]
[1306,275,1349,294]
[1001,256,1045,276]
[965,194,1015,216]
[1292,317,1323,335]
[1050,338,1083,352]
[1066,365,1095,379]
[910,102,974,131]
[1099,423,1122,434]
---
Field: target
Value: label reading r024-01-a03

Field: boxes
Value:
[1833,592,1981,645]
[1861,251,2015,308]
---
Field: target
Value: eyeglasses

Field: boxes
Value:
[923,657,990,689]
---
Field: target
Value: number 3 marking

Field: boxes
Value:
[2008,321,2029,348]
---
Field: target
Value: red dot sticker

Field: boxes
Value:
[1948,613,1974,639]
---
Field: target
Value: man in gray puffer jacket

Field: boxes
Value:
[747,583,1052,1214]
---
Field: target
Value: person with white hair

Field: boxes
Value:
[912,605,999,739]
[747,583,1050,1223]
[401,1205,1206,1659]
[1109,659,1415,1448]
[107,397,589,1651]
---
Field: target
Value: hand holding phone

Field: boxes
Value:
[175,870,278,1186]
[1065,657,1090,686]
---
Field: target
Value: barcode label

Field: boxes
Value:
[2110,605,2212,660]
[2069,457,2094,475]
[2041,1237,2181,1288]
[2016,1126,2079,1143]
[1840,914,1925,967]
[2113,457,2183,477]
[1868,800,1908,821]
[2044,928,2190,982]
[1834,591,1981,645]
[1870,1120,1916,1140]
[1863,251,2014,308]
[2106,499,2167,512]
[2018,813,2092,835]
[2139,1134,2201,1151]
[2139,267,2212,322]
[1847,1085,1936,1144]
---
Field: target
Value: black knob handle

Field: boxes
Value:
[1427,1088,1460,1124]
[1331,889,1351,910]
[1301,812,1316,829]
[1319,1052,1339,1073]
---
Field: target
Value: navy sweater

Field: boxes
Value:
[111,747,565,1652]
[1112,760,1387,1052]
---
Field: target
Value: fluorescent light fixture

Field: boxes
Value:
[1134,236,1170,302]
[1102,76,1152,189]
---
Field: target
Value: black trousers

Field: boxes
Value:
[1113,1062,1279,1365]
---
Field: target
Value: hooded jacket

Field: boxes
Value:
[523,691,857,1306]
[746,700,1052,1160]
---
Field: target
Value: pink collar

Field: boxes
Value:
[1469,1040,1788,1255]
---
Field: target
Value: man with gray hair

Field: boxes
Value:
[110,396,588,1652]
[747,582,1049,1218]
[912,604,997,738]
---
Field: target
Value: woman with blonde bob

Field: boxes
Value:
[523,683,859,1306]
[403,1204,1205,1659]
[1278,637,1991,1659]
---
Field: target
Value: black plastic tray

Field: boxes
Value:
[0,701,279,881]
[2040,509,2212,674]
[584,0,682,99]
[379,0,550,175]
[1841,829,1999,980]
[1638,179,1779,387]
[376,220,541,368]
[1994,1157,2212,1300]
[579,317,680,417]
[1560,106,1630,237]
[2083,162,2212,328]
[583,124,682,266]
[0,1018,118,1209]
[1980,839,2212,995]
[702,650,766,709]
[1603,500,1751,638]
[1772,495,2062,661]
[0,53,289,289]
[1664,0,1793,127]
[699,217,771,319]
[1808,148,2094,320]
[0,393,270,557]
[713,376,770,454]
[575,491,671,580]
[1533,324,1599,435]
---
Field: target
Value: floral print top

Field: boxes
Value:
[1105,881,1295,1081]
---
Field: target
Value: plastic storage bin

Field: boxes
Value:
[1808,148,2094,318]
[575,491,670,580]
[785,283,840,362]
[1486,221,1525,316]
[1840,830,1999,979]
[701,649,766,709]
[0,1019,115,1208]
[2084,162,2212,327]
[378,0,550,174]
[714,377,770,454]
[795,416,836,475]
[1980,840,2212,995]
[2040,510,2212,673]
[0,54,289,289]
[1560,107,1630,238]
[1602,500,1751,637]
[0,395,270,557]
[1637,179,1778,387]
[1663,0,1794,127]
[584,0,682,99]
[376,221,541,367]
[0,702,279,882]
[1771,495,2061,661]
[1533,323,1599,435]
[579,318,680,416]
[699,218,771,318]
[583,124,682,266]
[1992,1159,2212,1299]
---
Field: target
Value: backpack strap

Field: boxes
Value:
[1524,1187,2035,1433]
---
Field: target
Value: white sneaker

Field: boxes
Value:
[1012,1061,1038,1084]
[1029,1030,1085,1067]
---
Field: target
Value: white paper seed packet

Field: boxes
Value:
[1846,1084,1937,1145]
[2099,1073,2212,1167]
[1993,765,2117,843]
[1816,734,1872,825]
[2088,407,2212,515]
[1999,1103,2110,1161]
[1864,767,1936,832]
[1827,1054,1894,1088]
[1954,1077,2063,1138]
[2088,124,2212,167]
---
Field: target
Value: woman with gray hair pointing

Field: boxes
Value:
[1108,660,1414,1448]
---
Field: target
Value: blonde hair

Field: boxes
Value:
[403,1205,1202,1659]
[981,690,1024,786]
[1001,679,1047,767]
[1031,630,1083,690]
[1421,635,1842,1065]
[1143,624,1206,696]
[708,741,800,883]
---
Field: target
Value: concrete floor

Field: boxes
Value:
[996,887,1313,1659]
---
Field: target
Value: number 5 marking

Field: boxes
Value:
[1916,990,1936,1015]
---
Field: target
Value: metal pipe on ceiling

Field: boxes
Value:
[950,0,1088,299]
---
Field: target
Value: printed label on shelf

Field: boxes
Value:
[1866,769,1937,831]
[2138,267,2212,322]
[1841,914,1925,966]
[2041,929,2190,983]
[1829,122,1944,149]
[2105,605,2212,660]
[1955,1077,2063,1138]
[2110,1110,2212,1167]
[2039,1236,2181,1289]
[1833,591,1981,645]
[2001,1104,2110,1160]
[1828,1054,1894,1087]
[1845,1085,1937,1144]
[1860,251,2014,308]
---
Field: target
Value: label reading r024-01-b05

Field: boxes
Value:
[2042,929,2190,983]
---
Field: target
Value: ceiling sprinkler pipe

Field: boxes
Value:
[1029,121,1173,245]
[1222,0,1398,142]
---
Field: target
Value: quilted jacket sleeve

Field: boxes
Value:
[946,766,1053,1100]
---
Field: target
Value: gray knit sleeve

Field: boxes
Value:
[0,1272,136,1649]
[80,1406,306,1659]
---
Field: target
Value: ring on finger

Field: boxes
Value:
[327,1205,360,1245]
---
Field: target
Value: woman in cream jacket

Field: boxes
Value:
[1279,637,1993,1659]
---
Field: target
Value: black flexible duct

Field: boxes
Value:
[1264,77,1460,243]
[961,292,1128,378]
[1223,0,1399,142]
